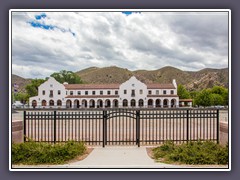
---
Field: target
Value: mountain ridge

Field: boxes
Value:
[12,66,228,92]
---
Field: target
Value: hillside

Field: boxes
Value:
[76,66,134,84]
[12,74,31,93]
[76,66,228,91]
[12,66,228,92]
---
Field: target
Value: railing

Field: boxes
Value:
[23,109,219,147]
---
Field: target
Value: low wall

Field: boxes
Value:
[219,122,228,145]
[12,120,23,143]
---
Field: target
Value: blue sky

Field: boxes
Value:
[12,11,229,79]
[28,13,75,36]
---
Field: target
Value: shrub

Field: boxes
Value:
[152,141,175,159]
[12,141,86,165]
[152,141,228,165]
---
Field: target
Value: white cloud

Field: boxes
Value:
[11,11,229,78]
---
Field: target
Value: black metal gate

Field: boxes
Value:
[23,108,220,147]
[103,109,140,147]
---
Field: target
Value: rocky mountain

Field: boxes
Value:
[76,66,228,91]
[12,66,228,92]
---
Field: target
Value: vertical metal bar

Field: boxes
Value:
[112,111,114,145]
[136,110,140,147]
[54,111,56,144]
[72,111,74,141]
[62,112,64,142]
[34,111,36,141]
[123,109,125,145]
[30,112,33,140]
[165,110,167,142]
[92,111,94,145]
[37,112,39,142]
[82,112,84,143]
[187,109,189,143]
[210,110,212,141]
[98,111,101,145]
[129,110,131,145]
[217,109,219,144]
[87,111,90,144]
[23,111,26,142]
[102,110,106,147]
[163,110,165,142]
[155,110,157,144]
[200,110,202,140]
[148,110,150,144]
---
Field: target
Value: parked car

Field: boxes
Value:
[214,105,225,109]
[12,101,24,108]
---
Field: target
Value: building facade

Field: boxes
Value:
[29,76,179,108]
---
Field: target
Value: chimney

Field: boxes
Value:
[172,79,177,89]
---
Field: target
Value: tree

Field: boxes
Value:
[177,84,191,99]
[50,70,83,84]
[194,89,212,107]
[210,86,228,105]
[210,94,224,106]
[211,86,227,95]
[13,92,29,104]
[25,79,46,97]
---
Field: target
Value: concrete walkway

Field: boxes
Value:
[59,147,181,168]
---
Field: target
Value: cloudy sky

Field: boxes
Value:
[11,11,229,79]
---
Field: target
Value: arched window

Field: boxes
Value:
[138,99,144,107]
[49,100,54,106]
[105,99,111,108]
[130,99,136,107]
[163,99,168,108]
[113,99,119,108]
[156,99,161,107]
[97,99,103,108]
[57,100,62,106]
[42,100,47,106]
[66,100,72,108]
[74,99,80,108]
[171,99,176,108]
[90,99,95,108]
[123,99,128,107]
[82,99,87,108]
[32,100,37,108]
[148,99,153,107]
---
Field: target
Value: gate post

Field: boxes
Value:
[136,110,140,147]
[23,110,26,142]
[103,110,107,147]
[54,111,56,144]
[217,109,219,144]
[187,109,189,143]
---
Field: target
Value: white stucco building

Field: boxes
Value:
[29,76,179,108]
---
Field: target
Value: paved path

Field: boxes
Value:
[59,147,181,168]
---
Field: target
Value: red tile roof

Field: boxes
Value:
[64,83,175,90]
[147,95,178,98]
[179,99,193,102]
[64,84,120,90]
[146,84,175,89]
[65,95,119,99]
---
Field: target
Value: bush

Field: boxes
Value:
[152,141,228,165]
[12,141,86,165]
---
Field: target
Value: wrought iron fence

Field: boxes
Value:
[23,108,219,147]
